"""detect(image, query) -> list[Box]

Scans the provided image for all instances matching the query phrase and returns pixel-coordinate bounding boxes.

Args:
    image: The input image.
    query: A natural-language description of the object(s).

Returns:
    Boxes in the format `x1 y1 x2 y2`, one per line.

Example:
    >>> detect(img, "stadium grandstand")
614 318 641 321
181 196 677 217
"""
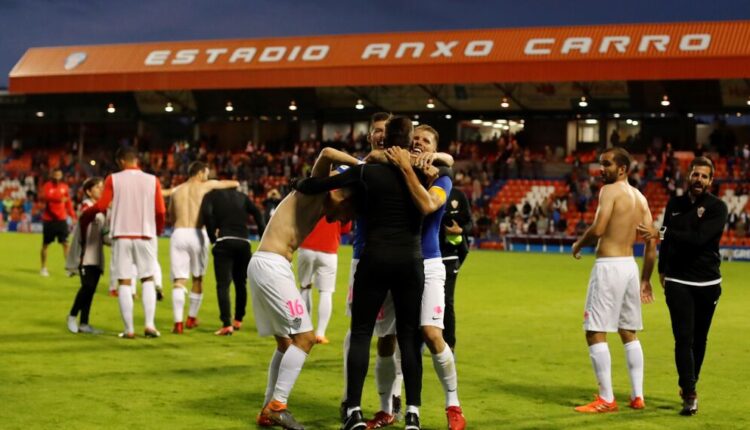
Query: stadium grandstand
2 20 749 259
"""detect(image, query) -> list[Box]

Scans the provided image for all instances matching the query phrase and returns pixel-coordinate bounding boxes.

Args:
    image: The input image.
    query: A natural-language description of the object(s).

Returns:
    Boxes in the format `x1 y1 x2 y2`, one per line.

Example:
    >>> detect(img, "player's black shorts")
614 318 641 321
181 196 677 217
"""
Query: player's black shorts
43 220 69 245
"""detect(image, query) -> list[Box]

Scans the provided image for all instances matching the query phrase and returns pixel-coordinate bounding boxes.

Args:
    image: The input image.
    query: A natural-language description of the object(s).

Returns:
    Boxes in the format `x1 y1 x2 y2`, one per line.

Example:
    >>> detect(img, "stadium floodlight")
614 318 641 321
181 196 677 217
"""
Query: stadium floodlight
288 100 297 111
746 97 750 106
482 121 493 127
426 98 435 109
164 102 174 113
471 119 482 124
632 120 640 126
660 95 670 107
445 114 452 119
106 103 116 114
585 119 598 125
687 112 694 118
492 123 503 129
413 114 420 119
613 113 620 118
412 120 419 125
737 112 742 117
626 119 633 124
502 125 510 130
578 96 588 107
355 99 364 110
500 97 510 109
35 111 45 118
90 160 96 166
225 102 234 112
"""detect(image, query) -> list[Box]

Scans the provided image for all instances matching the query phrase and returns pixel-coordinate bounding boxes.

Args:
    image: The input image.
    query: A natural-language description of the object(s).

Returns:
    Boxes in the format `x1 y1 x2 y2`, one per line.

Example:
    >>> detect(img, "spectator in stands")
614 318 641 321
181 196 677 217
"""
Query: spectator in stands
537 213 550 235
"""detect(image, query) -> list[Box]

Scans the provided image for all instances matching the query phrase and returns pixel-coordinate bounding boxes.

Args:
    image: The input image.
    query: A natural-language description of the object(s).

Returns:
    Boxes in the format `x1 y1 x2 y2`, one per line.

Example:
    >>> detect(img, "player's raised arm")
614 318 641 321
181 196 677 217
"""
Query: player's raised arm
310 147 361 178
385 146 447 216
205 179 240 191
295 164 363 194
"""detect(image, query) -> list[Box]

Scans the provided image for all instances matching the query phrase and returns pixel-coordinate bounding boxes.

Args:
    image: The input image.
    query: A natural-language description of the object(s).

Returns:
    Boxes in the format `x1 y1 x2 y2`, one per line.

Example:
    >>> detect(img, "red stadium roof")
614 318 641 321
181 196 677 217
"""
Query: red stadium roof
8 20 750 94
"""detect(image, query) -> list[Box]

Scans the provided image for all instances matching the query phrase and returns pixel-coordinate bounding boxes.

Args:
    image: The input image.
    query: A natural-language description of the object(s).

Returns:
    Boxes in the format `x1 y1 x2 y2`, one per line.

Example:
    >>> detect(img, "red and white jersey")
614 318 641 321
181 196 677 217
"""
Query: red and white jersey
300 218 352 254
86 167 166 239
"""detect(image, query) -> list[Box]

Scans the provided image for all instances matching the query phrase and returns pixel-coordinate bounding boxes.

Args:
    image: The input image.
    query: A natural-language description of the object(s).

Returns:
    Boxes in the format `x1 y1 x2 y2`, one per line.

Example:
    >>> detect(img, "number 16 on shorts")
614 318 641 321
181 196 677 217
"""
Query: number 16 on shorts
286 299 305 330
287 299 305 317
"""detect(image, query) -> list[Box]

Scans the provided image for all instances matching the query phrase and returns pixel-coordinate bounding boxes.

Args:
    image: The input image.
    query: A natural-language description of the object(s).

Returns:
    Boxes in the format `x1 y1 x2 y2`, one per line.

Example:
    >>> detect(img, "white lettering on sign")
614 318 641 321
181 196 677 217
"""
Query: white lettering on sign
395 42 425 59
145 50 170 65
524 34 711 56
144 45 330 66
465 40 493 56
599 36 630 53
561 37 592 54
524 38 555 55
679 34 711 51
430 41 458 57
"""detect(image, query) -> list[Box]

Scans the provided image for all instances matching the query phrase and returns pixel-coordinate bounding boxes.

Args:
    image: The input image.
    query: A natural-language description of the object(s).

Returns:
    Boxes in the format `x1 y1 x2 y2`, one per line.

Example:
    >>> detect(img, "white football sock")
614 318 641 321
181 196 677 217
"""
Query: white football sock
406 405 419 416
172 286 187 322
142 280 157 329
346 406 362 417
188 292 203 318
273 345 308 404
263 349 284 406
392 346 403 399
589 342 614 402
375 354 397 414
342 329 351 402
300 287 312 313
315 291 333 337
118 285 134 334
432 345 460 407
153 262 163 288
624 340 644 399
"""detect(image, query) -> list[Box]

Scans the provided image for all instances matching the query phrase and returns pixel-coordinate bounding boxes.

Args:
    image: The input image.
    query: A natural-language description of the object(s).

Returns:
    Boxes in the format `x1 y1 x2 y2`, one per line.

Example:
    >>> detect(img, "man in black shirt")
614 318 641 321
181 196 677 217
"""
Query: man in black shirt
200 188 266 335
295 117 426 430
638 156 728 416
439 187 472 351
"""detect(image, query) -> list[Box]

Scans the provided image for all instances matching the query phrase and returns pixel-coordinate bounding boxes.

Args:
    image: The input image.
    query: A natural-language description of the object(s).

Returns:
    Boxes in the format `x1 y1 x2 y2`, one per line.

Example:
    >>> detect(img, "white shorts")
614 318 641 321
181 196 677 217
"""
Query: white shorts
374 290 398 337
248 251 313 338
170 228 209 280
297 247 338 293
374 258 446 336
345 258 359 317
583 257 642 332
420 258 447 329
111 238 157 280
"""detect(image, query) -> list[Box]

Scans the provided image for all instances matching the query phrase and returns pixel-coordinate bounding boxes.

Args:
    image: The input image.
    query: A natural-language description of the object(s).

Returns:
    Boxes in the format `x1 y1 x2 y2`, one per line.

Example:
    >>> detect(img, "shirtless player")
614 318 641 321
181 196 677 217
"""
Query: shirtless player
571 147 656 413
252 147 358 430
168 161 239 334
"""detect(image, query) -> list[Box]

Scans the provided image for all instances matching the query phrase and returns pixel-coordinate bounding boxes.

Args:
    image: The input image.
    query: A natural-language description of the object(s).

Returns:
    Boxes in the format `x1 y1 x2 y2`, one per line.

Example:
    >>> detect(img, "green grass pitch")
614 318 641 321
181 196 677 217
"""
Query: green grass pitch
0 233 748 429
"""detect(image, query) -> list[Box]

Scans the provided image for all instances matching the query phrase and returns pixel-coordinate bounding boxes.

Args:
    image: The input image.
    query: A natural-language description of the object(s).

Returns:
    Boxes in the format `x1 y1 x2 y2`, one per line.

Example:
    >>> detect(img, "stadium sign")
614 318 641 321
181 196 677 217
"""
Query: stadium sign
10 21 750 94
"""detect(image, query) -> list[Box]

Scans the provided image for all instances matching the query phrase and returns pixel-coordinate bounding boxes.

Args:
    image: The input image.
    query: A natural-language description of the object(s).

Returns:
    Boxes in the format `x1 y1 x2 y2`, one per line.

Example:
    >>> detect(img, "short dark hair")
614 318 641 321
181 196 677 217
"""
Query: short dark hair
370 112 391 129
115 146 138 163
188 161 208 177
383 116 413 149
690 156 715 178
83 177 103 195
603 147 632 173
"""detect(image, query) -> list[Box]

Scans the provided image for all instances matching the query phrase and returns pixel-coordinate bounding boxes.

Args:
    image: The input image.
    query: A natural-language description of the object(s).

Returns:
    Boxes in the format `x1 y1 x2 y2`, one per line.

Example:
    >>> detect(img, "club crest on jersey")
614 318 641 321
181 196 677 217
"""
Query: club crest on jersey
451 199 459 209
292 317 302 330
697 207 705 218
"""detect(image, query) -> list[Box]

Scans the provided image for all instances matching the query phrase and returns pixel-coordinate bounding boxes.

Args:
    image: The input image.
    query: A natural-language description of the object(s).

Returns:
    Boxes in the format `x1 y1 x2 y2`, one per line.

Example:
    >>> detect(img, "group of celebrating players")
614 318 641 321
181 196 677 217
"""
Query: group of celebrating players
48 110 726 429
54 113 470 430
